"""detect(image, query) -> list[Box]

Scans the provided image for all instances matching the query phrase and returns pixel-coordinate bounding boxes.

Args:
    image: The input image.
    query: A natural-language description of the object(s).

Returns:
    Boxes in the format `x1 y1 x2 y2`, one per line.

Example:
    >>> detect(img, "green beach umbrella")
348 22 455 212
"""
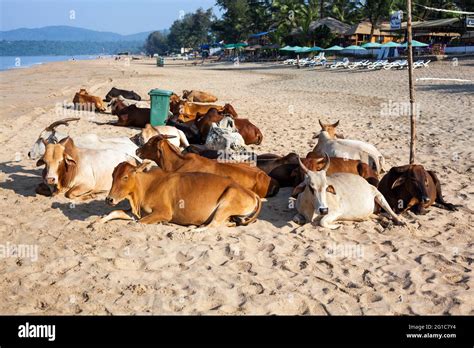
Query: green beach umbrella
343 45 367 51
381 41 402 48
279 45 296 51
324 45 344 51
294 46 312 53
309 46 323 52
361 42 382 48
401 40 428 48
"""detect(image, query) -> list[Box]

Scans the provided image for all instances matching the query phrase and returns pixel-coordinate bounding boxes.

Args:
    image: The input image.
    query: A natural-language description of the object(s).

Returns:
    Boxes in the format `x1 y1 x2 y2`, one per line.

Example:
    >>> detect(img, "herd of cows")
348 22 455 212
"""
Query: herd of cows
28 87 458 229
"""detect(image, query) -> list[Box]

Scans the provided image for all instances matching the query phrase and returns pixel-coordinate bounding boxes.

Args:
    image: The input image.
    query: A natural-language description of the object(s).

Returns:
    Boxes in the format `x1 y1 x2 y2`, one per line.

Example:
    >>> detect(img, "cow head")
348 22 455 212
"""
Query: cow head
94 98 107 112
298 154 336 216
292 156 332 188
223 104 238 118
130 90 141 101
136 135 177 163
390 164 431 205
318 120 340 139
36 137 78 188
28 118 79 160
106 161 152 206
182 90 190 99
137 124 159 146
169 94 182 116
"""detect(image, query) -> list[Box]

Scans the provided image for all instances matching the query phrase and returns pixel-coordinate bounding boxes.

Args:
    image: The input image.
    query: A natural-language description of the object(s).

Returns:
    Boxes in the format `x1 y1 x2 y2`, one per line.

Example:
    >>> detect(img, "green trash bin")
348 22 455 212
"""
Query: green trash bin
156 56 164 67
148 89 173 126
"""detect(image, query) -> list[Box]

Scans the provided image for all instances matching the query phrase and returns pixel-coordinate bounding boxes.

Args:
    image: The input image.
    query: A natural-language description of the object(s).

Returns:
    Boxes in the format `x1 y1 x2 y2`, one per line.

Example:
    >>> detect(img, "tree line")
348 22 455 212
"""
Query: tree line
145 0 472 55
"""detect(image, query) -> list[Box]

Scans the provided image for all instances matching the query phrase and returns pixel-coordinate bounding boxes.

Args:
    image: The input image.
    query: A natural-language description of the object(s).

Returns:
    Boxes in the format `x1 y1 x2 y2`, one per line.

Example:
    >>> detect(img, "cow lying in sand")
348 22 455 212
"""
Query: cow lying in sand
108 96 149 115
104 87 141 102
313 120 385 174
182 90 218 103
36 137 135 199
378 164 458 214
136 136 279 198
73 89 106 112
99 161 261 227
131 123 190 149
293 154 404 229
195 108 263 145
28 118 139 160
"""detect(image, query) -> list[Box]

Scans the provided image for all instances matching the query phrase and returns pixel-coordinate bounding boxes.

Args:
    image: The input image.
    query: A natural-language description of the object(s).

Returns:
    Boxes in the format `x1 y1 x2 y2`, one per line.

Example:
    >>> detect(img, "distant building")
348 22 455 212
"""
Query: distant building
345 21 397 45
309 17 351 37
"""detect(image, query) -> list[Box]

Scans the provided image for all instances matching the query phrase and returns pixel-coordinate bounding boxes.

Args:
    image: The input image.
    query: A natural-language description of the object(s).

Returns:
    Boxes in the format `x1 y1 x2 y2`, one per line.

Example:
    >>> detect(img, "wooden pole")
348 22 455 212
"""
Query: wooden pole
407 0 416 164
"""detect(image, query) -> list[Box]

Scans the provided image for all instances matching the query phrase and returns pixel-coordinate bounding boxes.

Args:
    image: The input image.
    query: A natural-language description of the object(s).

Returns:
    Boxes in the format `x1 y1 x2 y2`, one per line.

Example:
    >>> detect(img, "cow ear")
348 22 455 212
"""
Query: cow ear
326 185 336 194
64 153 76 166
136 160 153 173
391 176 406 189
291 182 306 198
36 159 45 167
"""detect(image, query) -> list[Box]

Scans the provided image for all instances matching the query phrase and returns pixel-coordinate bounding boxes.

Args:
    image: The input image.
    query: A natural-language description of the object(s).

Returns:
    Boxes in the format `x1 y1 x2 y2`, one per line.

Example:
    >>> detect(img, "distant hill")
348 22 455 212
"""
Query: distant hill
0 25 166 42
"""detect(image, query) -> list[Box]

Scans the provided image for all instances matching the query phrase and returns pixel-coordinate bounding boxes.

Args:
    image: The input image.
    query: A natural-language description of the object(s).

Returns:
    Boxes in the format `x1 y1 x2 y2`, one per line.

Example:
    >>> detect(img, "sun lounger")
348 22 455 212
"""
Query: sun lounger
366 60 388 70
330 58 350 69
383 60 408 70
347 60 370 70
413 59 431 68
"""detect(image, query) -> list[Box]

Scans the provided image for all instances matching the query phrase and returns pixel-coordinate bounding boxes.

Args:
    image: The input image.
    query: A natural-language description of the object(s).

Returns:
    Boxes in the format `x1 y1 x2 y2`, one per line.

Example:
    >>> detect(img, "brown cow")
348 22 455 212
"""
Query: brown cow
113 104 150 128
136 136 279 198
171 100 238 123
101 161 261 227
182 90 218 103
195 108 262 145
73 89 106 112
256 153 300 187
377 164 458 214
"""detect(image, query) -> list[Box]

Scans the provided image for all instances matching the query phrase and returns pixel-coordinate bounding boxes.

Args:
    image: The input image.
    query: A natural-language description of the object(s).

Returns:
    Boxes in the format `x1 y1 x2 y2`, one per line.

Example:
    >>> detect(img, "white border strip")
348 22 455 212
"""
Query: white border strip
416 77 473 83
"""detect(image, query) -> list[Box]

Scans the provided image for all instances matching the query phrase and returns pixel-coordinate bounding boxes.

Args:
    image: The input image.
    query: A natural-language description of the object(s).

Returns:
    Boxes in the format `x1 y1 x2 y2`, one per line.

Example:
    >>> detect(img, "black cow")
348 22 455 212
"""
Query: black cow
104 87 141 102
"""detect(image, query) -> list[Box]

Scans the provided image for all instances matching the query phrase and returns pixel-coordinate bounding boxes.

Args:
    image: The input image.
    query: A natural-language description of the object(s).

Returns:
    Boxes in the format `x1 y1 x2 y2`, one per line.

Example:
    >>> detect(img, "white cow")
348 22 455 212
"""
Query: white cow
134 124 190 149
37 137 136 199
108 96 150 112
313 120 385 174
28 118 140 161
294 155 404 229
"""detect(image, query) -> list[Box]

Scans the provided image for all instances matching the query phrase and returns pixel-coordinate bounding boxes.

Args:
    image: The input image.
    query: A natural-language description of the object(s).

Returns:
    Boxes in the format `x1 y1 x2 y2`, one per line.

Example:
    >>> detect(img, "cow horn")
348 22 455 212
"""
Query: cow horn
298 158 309 174
318 119 324 128
322 153 331 171
45 118 80 131
332 120 340 127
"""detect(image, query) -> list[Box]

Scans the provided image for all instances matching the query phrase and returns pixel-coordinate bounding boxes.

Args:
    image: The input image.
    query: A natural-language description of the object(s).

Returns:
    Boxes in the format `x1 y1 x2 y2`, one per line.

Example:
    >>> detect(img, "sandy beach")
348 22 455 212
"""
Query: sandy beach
0 57 472 315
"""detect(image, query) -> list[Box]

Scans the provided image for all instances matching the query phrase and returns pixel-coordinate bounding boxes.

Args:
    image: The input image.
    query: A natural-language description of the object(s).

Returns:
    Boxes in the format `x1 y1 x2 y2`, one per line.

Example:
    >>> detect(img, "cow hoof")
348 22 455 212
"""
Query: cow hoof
395 219 406 227
412 205 428 215
293 214 306 225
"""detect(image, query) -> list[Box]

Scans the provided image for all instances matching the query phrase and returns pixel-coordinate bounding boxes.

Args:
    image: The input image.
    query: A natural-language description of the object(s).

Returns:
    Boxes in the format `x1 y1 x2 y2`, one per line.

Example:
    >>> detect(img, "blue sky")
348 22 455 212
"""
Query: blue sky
0 0 221 34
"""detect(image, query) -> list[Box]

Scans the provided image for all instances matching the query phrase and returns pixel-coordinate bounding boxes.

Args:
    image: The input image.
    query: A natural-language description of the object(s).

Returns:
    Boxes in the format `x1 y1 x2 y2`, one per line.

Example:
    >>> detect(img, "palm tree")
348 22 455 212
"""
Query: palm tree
360 0 394 41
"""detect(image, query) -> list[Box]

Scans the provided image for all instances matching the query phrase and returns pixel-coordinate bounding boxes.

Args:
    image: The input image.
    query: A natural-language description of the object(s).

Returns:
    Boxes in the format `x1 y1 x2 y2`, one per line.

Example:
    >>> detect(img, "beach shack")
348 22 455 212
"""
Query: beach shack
345 21 398 45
